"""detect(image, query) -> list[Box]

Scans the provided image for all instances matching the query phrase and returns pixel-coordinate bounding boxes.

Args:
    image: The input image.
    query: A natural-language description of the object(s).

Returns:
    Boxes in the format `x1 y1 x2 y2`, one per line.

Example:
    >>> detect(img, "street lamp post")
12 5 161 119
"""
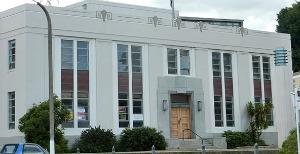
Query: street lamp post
34 2 55 154
291 85 300 154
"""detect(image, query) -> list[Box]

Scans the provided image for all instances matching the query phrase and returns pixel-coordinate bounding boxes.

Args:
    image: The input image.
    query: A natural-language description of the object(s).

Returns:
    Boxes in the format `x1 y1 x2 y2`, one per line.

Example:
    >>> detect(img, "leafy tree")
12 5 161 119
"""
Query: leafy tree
280 128 298 154
246 98 272 144
18 96 70 152
71 126 117 153
277 2 300 72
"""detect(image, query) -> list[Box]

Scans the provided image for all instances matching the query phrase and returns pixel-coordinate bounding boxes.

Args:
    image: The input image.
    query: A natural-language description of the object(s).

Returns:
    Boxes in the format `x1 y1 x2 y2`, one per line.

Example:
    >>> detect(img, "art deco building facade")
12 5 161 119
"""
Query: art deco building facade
0 0 294 148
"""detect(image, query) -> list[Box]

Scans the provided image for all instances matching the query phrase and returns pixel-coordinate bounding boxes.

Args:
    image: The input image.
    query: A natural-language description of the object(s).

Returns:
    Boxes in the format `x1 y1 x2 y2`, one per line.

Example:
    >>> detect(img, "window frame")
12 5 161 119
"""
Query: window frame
251 55 274 126
8 91 15 130
8 39 16 70
60 39 90 129
117 43 144 128
212 51 235 128
166 47 193 76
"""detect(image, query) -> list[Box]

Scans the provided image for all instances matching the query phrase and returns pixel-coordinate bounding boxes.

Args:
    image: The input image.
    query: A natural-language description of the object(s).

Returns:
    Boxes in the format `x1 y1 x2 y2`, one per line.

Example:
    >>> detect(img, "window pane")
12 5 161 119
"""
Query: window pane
263 57 269 62
133 107 142 114
118 44 128 72
180 49 190 75
9 40 16 69
23 145 43 153
119 93 128 99
2 145 18 153
212 52 220 59
214 100 223 127
61 99 74 128
168 69 177 74
252 56 259 61
119 100 128 106
167 48 177 74
226 101 234 127
119 121 129 128
78 99 89 128
212 52 221 77
8 92 15 130
62 40 73 48
131 45 142 73
77 41 89 48
77 42 89 70
61 40 74 69
133 121 143 127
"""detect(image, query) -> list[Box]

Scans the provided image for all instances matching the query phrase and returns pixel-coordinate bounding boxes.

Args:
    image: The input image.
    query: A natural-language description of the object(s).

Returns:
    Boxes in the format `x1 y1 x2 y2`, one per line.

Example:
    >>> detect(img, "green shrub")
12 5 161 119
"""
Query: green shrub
280 128 297 154
118 127 167 152
71 126 117 153
222 130 253 149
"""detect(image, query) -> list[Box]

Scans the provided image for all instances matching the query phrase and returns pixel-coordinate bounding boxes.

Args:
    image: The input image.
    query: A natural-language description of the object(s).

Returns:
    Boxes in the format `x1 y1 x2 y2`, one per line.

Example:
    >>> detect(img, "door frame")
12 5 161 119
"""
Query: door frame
169 92 195 139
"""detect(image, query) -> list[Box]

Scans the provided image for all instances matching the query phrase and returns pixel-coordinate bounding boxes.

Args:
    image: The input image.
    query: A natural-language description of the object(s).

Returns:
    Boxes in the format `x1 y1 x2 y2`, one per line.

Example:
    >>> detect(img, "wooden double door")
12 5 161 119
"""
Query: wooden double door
171 107 191 139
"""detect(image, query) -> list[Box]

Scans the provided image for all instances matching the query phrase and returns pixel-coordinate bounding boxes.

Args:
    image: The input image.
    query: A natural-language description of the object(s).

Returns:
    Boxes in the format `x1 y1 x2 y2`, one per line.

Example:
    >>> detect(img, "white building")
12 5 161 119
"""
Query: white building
0 0 295 148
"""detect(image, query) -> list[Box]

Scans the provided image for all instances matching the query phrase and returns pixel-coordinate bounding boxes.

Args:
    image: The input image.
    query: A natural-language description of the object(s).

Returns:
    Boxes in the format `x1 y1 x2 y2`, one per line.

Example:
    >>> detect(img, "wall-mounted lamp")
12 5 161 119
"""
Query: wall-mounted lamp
163 100 168 111
198 101 202 111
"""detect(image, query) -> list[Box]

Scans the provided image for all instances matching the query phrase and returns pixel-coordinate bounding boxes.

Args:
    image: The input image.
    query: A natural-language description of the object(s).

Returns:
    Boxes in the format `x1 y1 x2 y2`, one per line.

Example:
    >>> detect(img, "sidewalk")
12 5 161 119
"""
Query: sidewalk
94 147 279 154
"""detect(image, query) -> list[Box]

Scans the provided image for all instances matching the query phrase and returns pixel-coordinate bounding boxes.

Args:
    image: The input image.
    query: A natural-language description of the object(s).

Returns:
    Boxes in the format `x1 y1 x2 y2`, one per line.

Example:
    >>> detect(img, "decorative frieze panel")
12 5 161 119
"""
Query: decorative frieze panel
96 10 112 22
148 16 162 27
194 21 207 32
173 18 185 29
236 27 248 36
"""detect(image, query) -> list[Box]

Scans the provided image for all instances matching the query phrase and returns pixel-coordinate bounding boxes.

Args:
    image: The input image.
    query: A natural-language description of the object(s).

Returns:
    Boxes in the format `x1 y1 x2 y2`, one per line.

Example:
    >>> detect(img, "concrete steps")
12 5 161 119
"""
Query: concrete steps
167 139 219 150
179 139 214 150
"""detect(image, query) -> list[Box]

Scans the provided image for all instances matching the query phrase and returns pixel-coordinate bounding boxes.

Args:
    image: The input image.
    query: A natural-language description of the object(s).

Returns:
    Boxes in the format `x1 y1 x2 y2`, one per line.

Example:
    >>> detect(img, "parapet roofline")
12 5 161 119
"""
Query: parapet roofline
65 0 176 12
180 16 243 24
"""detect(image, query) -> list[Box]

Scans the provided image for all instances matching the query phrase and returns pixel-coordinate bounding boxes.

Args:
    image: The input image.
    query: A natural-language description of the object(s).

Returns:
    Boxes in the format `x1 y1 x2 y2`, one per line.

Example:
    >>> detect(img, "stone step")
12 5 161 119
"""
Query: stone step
166 138 221 150
178 139 214 150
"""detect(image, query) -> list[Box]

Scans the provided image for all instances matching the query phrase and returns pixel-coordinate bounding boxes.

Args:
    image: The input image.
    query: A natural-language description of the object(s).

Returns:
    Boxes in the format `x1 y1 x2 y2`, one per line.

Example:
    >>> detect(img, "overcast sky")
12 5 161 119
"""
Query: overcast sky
0 0 297 32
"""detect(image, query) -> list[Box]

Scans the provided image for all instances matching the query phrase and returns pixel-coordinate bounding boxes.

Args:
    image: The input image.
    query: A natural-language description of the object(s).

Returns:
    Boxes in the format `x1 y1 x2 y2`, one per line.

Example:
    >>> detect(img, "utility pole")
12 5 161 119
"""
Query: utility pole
33 1 55 154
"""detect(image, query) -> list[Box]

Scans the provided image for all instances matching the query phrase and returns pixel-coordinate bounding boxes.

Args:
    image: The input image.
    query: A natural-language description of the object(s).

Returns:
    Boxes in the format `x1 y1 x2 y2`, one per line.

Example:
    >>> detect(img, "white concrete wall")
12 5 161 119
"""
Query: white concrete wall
0 31 29 138
148 45 164 128
96 40 115 130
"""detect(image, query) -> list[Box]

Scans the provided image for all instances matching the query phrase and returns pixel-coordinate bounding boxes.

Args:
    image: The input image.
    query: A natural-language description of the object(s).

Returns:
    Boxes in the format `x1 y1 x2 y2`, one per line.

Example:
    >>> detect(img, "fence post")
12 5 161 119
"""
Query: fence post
112 146 115 154
76 148 80 154
152 145 156 154
254 143 259 154
202 144 205 154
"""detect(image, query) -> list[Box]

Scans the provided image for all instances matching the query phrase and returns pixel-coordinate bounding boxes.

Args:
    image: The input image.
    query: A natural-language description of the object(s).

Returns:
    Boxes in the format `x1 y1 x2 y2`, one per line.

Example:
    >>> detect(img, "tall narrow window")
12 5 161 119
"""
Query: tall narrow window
212 52 234 127
263 56 273 126
61 39 90 128
252 55 273 126
118 44 143 128
131 45 143 127
252 56 262 103
212 52 223 127
9 40 16 70
224 53 234 127
8 92 15 129
180 49 190 75
167 48 190 75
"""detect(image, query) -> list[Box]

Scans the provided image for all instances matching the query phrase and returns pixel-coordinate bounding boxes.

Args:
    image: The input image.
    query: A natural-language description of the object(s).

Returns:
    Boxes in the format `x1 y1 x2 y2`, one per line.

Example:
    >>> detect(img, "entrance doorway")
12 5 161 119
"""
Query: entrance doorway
170 94 192 139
